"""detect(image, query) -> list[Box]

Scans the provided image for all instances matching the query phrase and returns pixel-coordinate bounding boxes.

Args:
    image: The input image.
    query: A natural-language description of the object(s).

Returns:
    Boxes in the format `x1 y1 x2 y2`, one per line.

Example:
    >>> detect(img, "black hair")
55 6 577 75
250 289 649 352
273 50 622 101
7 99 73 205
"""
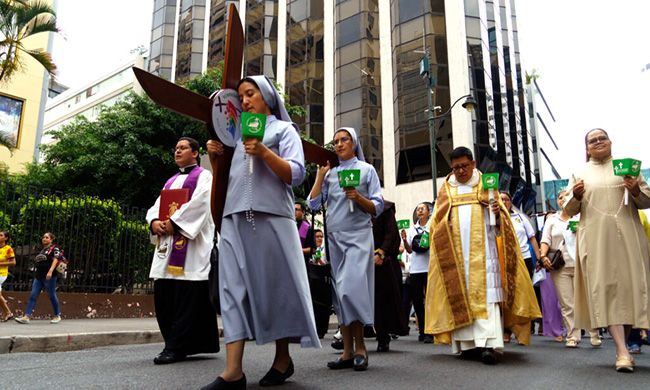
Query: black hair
584 128 609 162
178 137 200 164
0 230 9 242
499 191 512 201
314 229 323 235
449 146 473 162
237 77 260 91
44 232 56 242
294 201 305 212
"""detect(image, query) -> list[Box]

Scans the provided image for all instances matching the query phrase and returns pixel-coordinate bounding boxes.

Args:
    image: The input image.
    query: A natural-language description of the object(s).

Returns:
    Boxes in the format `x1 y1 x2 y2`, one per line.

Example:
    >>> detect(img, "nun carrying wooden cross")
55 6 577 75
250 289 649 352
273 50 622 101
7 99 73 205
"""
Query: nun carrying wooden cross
204 75 320 390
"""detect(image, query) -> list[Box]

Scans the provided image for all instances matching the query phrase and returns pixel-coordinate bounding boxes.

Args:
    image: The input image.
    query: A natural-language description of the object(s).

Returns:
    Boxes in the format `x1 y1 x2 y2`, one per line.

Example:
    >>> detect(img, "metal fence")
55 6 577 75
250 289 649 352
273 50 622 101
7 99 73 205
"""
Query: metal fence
0 180 154 294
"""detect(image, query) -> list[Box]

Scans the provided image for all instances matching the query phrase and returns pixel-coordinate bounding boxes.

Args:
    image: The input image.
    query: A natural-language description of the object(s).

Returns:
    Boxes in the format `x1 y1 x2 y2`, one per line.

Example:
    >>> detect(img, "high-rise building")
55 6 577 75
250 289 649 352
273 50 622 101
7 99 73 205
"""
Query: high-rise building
147 0 538 219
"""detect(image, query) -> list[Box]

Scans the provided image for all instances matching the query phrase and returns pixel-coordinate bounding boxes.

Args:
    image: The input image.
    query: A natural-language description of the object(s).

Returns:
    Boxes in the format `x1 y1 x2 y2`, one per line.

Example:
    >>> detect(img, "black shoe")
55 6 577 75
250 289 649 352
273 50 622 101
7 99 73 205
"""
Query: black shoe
353 354 369 371
201 374 246 390
331 339 344 350
391 334 399 340
418 334 425 342
459 348 481 360
377 342 389 352
481 349 497 365
423 335 434 344
259 360 294 386
327 356 354 370
153 349 186 365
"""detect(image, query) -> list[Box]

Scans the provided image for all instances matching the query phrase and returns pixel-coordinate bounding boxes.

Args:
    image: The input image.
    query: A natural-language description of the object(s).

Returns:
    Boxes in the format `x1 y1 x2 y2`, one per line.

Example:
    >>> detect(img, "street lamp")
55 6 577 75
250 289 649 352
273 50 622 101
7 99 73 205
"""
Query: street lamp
419 54 476 200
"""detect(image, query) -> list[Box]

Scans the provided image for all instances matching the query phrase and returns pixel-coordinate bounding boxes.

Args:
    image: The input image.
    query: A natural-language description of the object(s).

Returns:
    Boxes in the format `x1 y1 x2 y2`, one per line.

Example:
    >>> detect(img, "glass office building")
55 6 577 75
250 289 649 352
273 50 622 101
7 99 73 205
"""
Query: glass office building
148 0 538 215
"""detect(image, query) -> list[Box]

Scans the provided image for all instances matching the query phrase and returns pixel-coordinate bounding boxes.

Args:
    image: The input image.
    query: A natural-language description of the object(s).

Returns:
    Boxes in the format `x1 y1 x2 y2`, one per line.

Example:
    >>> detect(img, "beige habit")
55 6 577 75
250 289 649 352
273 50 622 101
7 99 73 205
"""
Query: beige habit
565 156 650 329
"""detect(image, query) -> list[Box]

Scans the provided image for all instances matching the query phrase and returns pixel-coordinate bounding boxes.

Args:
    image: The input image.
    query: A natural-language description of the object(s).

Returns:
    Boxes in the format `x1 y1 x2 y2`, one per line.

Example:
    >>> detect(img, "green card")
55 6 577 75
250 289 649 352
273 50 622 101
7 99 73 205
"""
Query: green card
420 231 430 248
397 219 410 230
337 169 361 188
241 112 266 141
569 220 578 232
481 173 499 189
613 158 641 177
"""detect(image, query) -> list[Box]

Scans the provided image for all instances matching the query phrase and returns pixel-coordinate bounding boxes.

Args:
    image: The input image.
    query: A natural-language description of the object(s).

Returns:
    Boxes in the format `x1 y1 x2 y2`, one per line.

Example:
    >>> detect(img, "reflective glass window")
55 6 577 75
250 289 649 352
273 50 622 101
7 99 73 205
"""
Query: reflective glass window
399 0 423 22
338 14 360 47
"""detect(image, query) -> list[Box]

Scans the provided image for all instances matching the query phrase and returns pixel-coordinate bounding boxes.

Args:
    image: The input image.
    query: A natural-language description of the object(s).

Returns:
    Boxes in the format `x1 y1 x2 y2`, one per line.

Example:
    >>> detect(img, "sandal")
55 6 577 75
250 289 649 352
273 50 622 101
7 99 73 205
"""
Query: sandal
554 336 564 342
1 314 14 322
615 355 635 372
503 333 511 343
565 339 578 348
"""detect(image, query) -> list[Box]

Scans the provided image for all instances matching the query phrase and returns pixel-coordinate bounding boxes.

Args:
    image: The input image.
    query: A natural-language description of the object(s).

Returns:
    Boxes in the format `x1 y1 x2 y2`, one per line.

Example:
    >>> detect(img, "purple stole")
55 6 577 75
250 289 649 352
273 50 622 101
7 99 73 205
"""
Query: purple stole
163 166 204 276
298 220 310 247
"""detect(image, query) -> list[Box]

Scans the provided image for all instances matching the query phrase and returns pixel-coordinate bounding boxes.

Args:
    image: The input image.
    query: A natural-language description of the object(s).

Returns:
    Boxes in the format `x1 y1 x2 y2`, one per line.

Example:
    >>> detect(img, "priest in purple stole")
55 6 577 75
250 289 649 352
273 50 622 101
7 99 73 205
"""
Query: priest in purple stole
146 137 219 364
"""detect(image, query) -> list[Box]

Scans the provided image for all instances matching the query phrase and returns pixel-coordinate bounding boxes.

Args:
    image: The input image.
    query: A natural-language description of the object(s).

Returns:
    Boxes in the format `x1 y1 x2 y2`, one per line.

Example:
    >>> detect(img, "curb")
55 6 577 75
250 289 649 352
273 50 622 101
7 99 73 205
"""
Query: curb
1 318 338 354
0 331 164 354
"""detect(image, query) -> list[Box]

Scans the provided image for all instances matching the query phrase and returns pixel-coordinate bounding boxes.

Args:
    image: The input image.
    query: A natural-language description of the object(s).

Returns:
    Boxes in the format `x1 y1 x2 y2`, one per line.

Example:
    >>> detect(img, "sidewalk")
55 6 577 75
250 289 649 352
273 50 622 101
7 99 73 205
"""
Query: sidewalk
0 316 339 354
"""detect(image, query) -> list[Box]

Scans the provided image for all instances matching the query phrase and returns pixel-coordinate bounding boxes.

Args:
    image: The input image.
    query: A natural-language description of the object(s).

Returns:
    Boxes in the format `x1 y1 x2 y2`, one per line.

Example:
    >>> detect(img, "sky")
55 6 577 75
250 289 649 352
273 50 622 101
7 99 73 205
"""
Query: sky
515 1 650 177
51 0 152 89
50 1 650 181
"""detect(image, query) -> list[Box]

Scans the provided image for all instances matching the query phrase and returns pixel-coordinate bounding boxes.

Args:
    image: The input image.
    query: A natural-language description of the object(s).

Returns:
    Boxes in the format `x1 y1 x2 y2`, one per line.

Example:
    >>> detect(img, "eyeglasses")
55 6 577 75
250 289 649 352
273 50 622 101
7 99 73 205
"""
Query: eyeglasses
501 197 511 203
333 137 351 146
294 208 303 212
587 135 608 145
451 162 473 172
416 207 429 212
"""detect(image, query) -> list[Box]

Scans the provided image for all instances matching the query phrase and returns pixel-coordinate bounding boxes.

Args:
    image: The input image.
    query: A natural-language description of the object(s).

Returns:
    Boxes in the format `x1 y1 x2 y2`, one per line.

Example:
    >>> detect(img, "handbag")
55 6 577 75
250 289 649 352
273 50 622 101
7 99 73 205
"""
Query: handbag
411 227 429 253
547 242 565 270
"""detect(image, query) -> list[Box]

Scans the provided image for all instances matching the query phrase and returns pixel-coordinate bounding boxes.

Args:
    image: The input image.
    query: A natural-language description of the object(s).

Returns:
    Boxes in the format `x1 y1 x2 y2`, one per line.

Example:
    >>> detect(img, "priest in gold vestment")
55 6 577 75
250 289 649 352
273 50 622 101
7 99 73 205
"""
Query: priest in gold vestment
424 147 540 364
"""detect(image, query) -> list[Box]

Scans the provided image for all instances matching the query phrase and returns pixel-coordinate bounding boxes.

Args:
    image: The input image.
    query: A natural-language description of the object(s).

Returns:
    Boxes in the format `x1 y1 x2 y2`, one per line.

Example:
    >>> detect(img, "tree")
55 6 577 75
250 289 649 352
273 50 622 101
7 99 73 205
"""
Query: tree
13 66 309 209
0 0 59 84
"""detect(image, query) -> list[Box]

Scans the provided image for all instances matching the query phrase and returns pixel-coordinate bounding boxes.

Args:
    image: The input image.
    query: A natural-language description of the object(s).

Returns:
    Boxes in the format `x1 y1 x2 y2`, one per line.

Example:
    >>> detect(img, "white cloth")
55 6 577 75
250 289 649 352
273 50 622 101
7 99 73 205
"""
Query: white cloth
510 212 535 259
451 303 504 353
406 218 431 274
310 244 327 264
146 169 214 281
455 179 504 304
541 212 574 268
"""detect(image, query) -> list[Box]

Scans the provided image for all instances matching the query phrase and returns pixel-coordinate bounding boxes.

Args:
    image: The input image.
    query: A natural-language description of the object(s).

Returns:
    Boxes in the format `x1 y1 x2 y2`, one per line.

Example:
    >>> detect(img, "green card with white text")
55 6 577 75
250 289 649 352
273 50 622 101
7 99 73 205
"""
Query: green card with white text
337 169 361 188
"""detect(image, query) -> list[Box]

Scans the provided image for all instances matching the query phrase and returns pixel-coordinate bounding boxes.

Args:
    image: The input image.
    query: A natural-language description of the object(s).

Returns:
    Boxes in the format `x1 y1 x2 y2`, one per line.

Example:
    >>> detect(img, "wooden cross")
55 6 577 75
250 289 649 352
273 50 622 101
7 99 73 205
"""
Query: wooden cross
133 4 337 231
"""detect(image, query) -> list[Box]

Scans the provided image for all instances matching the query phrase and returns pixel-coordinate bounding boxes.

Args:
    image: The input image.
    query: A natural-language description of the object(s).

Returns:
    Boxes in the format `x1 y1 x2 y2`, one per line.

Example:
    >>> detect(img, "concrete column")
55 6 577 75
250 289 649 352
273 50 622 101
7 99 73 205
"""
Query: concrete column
444 0 473 150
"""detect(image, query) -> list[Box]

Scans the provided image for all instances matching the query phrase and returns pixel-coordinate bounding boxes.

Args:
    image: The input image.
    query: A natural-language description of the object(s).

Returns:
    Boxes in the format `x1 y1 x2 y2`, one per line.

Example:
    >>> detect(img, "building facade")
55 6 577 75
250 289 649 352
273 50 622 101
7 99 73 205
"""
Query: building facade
147 0 537 221
0 0 56 173
41 56 147 148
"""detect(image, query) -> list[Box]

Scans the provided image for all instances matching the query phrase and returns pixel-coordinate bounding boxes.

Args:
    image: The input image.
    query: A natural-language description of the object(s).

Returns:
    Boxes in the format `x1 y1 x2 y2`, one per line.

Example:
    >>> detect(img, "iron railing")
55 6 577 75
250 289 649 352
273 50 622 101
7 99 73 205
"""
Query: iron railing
0 180 154 294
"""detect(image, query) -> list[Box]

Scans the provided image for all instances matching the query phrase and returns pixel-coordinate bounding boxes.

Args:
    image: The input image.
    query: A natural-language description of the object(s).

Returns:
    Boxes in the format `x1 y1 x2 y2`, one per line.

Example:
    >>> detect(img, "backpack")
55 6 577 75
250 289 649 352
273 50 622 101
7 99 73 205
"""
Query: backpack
47 246 68 274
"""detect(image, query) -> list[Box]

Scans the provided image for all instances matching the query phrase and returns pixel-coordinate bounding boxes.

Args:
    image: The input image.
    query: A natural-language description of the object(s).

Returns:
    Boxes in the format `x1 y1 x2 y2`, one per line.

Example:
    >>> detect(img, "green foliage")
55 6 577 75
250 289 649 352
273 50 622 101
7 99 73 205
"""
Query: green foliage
0 161 9 180
0 0 59 83
13 64 307 209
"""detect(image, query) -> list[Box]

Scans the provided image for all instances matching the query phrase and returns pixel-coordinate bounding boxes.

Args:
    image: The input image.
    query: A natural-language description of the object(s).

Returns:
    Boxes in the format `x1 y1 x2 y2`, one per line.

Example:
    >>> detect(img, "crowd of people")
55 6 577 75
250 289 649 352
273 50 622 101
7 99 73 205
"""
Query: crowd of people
2 69 647 389
157 100 650 389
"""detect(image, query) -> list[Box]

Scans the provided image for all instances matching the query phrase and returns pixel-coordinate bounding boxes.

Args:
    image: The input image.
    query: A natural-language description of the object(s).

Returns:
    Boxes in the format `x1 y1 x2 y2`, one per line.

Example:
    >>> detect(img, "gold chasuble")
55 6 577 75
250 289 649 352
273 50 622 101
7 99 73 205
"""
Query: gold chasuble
424 172 540 345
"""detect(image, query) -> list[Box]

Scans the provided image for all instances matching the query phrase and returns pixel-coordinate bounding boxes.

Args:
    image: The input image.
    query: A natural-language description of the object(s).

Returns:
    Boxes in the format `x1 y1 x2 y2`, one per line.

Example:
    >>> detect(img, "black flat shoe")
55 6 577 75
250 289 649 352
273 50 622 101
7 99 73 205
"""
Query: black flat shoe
153 349 186 365
481 348 497 365
423 335 434 344
353 354 368 371
327 356 354 370
201 374 246 390
331 339 344 350
259 359 294 386
376 343 389 352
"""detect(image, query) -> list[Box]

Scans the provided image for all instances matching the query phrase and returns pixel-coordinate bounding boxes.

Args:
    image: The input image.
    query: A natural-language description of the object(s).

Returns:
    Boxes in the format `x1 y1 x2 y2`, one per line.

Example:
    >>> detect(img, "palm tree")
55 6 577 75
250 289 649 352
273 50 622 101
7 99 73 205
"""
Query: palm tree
0 0 59 84
0 131 14 155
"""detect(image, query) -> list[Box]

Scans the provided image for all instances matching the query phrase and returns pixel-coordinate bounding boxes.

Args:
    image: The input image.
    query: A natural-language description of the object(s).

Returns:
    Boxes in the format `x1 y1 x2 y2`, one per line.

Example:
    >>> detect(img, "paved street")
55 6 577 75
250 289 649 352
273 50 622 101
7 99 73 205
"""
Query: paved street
0 330 648 389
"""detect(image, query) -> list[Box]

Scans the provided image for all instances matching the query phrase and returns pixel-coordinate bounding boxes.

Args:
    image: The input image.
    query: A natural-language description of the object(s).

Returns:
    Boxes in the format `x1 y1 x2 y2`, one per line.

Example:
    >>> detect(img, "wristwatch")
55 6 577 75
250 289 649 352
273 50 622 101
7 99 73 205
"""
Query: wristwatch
375 250 385 260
